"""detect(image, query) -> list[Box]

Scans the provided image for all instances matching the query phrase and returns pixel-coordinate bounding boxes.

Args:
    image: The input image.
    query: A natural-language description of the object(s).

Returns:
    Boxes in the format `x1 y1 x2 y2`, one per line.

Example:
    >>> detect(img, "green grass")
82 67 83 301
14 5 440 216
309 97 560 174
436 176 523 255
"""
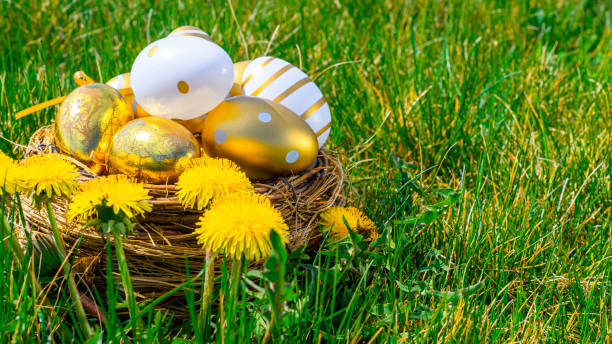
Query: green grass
1 0 611 342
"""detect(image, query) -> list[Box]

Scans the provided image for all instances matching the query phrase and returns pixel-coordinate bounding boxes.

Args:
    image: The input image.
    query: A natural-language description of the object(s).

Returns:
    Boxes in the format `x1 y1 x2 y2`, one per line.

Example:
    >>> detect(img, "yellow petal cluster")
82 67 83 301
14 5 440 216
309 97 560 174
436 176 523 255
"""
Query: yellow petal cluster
195 192 288 261
18 153 79 199
68 175 152 222
176 157 253 210
319 206 379 242
0 152 19 194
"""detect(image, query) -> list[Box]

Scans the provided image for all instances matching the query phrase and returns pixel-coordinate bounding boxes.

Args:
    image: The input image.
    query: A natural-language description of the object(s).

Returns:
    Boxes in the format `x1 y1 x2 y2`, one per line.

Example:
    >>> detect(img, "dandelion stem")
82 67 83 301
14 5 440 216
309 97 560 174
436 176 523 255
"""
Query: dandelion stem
199 249 215 333
229 258 242 309
45 200 94 339
111 227 142 332
228 258 243 340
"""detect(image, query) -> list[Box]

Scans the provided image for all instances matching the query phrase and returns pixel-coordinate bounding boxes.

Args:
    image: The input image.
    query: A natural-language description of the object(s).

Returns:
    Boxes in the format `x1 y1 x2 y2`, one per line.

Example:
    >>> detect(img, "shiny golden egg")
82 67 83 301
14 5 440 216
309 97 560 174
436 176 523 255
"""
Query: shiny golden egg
108 117 201 183
229 60 251 97
201 96 318 180
55 83 134 164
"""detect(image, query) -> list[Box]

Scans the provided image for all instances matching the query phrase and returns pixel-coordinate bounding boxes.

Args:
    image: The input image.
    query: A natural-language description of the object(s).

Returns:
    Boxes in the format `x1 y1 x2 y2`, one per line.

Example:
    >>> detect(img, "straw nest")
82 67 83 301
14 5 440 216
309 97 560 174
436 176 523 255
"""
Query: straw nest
15 125 345 314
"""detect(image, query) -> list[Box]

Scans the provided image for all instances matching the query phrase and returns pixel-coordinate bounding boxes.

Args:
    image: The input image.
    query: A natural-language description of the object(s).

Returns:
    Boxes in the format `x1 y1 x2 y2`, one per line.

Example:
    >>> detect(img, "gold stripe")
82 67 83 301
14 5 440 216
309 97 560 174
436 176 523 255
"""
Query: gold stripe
251 64 293 97
273 77 311 102
122 74 131 88
171 26 202 33
242 74 254 87
178 32 212 41
314 122 332 136
119 88 134 97
300 97 326 121
242 57 276 87
116 74 130 88
261 56 276 68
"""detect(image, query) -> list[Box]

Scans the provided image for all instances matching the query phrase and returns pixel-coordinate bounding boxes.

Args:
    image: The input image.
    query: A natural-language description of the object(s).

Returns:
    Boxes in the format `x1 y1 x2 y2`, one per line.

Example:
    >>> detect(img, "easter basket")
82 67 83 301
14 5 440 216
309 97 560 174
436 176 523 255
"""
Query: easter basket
15 125 345 315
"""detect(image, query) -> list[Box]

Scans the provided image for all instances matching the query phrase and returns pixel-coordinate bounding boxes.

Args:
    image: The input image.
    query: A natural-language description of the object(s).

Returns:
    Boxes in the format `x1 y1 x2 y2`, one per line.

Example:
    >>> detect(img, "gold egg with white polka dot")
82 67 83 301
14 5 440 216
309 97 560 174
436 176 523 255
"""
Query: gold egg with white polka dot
241 56 332 148
201 96 319 180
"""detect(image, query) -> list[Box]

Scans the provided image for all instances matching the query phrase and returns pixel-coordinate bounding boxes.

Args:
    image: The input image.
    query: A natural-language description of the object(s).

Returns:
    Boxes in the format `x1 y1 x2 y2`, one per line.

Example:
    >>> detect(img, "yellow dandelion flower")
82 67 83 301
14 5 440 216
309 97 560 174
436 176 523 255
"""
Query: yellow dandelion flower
320 206 379 242
68 175 152 223
0 152 19 194
176 157 253 210
18 153 79 200
195 192 288 261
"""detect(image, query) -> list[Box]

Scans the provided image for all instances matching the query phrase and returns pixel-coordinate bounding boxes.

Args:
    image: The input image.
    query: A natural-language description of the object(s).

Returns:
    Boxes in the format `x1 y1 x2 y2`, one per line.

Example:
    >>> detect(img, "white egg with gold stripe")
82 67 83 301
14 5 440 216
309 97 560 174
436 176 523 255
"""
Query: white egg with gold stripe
241 56 331 148
168 25 212 41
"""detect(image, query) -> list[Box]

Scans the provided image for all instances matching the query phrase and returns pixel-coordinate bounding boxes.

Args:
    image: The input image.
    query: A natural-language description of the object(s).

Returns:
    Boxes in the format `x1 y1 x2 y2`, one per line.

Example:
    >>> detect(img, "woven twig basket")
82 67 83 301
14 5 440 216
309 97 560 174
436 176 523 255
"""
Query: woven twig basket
15 125 345 314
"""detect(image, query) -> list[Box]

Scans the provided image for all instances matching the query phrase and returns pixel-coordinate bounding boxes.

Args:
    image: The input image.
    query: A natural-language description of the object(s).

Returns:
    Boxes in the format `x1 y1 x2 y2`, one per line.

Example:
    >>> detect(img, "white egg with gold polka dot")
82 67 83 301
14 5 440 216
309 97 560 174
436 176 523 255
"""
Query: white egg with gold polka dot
241 56 331 148
168 25 212 41
130 35 234 120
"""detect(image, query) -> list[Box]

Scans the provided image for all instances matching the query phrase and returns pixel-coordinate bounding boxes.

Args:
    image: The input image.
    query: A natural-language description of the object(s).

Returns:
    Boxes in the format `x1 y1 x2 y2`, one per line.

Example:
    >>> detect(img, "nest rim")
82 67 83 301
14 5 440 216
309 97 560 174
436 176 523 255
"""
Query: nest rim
15 125 346 315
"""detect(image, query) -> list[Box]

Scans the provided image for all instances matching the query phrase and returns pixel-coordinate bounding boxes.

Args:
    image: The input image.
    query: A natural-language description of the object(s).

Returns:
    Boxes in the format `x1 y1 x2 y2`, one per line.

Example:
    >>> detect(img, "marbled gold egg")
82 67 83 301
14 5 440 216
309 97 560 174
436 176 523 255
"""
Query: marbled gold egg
55 83 134 164
201 96 318 180
108 117 201 183
229 60 251 97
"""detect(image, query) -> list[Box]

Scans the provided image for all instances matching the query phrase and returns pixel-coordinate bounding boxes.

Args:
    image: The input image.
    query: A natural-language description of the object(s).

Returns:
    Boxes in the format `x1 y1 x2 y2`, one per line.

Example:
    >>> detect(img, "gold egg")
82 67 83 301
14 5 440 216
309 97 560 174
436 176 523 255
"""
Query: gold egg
55 83 134 163
202 96 318 180
109 117 201 183
229 60 251 97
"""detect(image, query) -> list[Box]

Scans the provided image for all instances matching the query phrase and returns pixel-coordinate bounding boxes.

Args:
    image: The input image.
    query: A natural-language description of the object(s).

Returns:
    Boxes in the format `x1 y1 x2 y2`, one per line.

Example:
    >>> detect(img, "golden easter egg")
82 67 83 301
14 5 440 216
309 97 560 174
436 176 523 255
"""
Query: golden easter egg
109 117 201 183
55 83 134 163
229 60 251 97
241 56 332 148
201 96 318 180
106 73 151 118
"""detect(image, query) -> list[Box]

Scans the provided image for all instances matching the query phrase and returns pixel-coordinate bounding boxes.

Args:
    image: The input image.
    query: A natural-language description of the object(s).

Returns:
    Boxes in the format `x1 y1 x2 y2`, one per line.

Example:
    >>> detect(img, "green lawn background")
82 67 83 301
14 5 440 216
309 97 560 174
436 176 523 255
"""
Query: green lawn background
1 0 611 342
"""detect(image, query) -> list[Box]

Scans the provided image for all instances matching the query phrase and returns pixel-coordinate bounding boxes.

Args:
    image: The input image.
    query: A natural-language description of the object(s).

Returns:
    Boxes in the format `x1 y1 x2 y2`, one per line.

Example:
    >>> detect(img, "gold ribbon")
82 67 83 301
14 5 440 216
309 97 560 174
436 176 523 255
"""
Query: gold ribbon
15 71 133 119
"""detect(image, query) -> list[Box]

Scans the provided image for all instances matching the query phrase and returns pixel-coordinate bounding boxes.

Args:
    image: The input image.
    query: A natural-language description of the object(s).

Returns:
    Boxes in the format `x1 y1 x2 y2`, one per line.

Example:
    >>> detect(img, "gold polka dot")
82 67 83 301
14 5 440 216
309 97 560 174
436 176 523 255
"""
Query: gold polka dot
177 81 190 94
148 46 158 57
